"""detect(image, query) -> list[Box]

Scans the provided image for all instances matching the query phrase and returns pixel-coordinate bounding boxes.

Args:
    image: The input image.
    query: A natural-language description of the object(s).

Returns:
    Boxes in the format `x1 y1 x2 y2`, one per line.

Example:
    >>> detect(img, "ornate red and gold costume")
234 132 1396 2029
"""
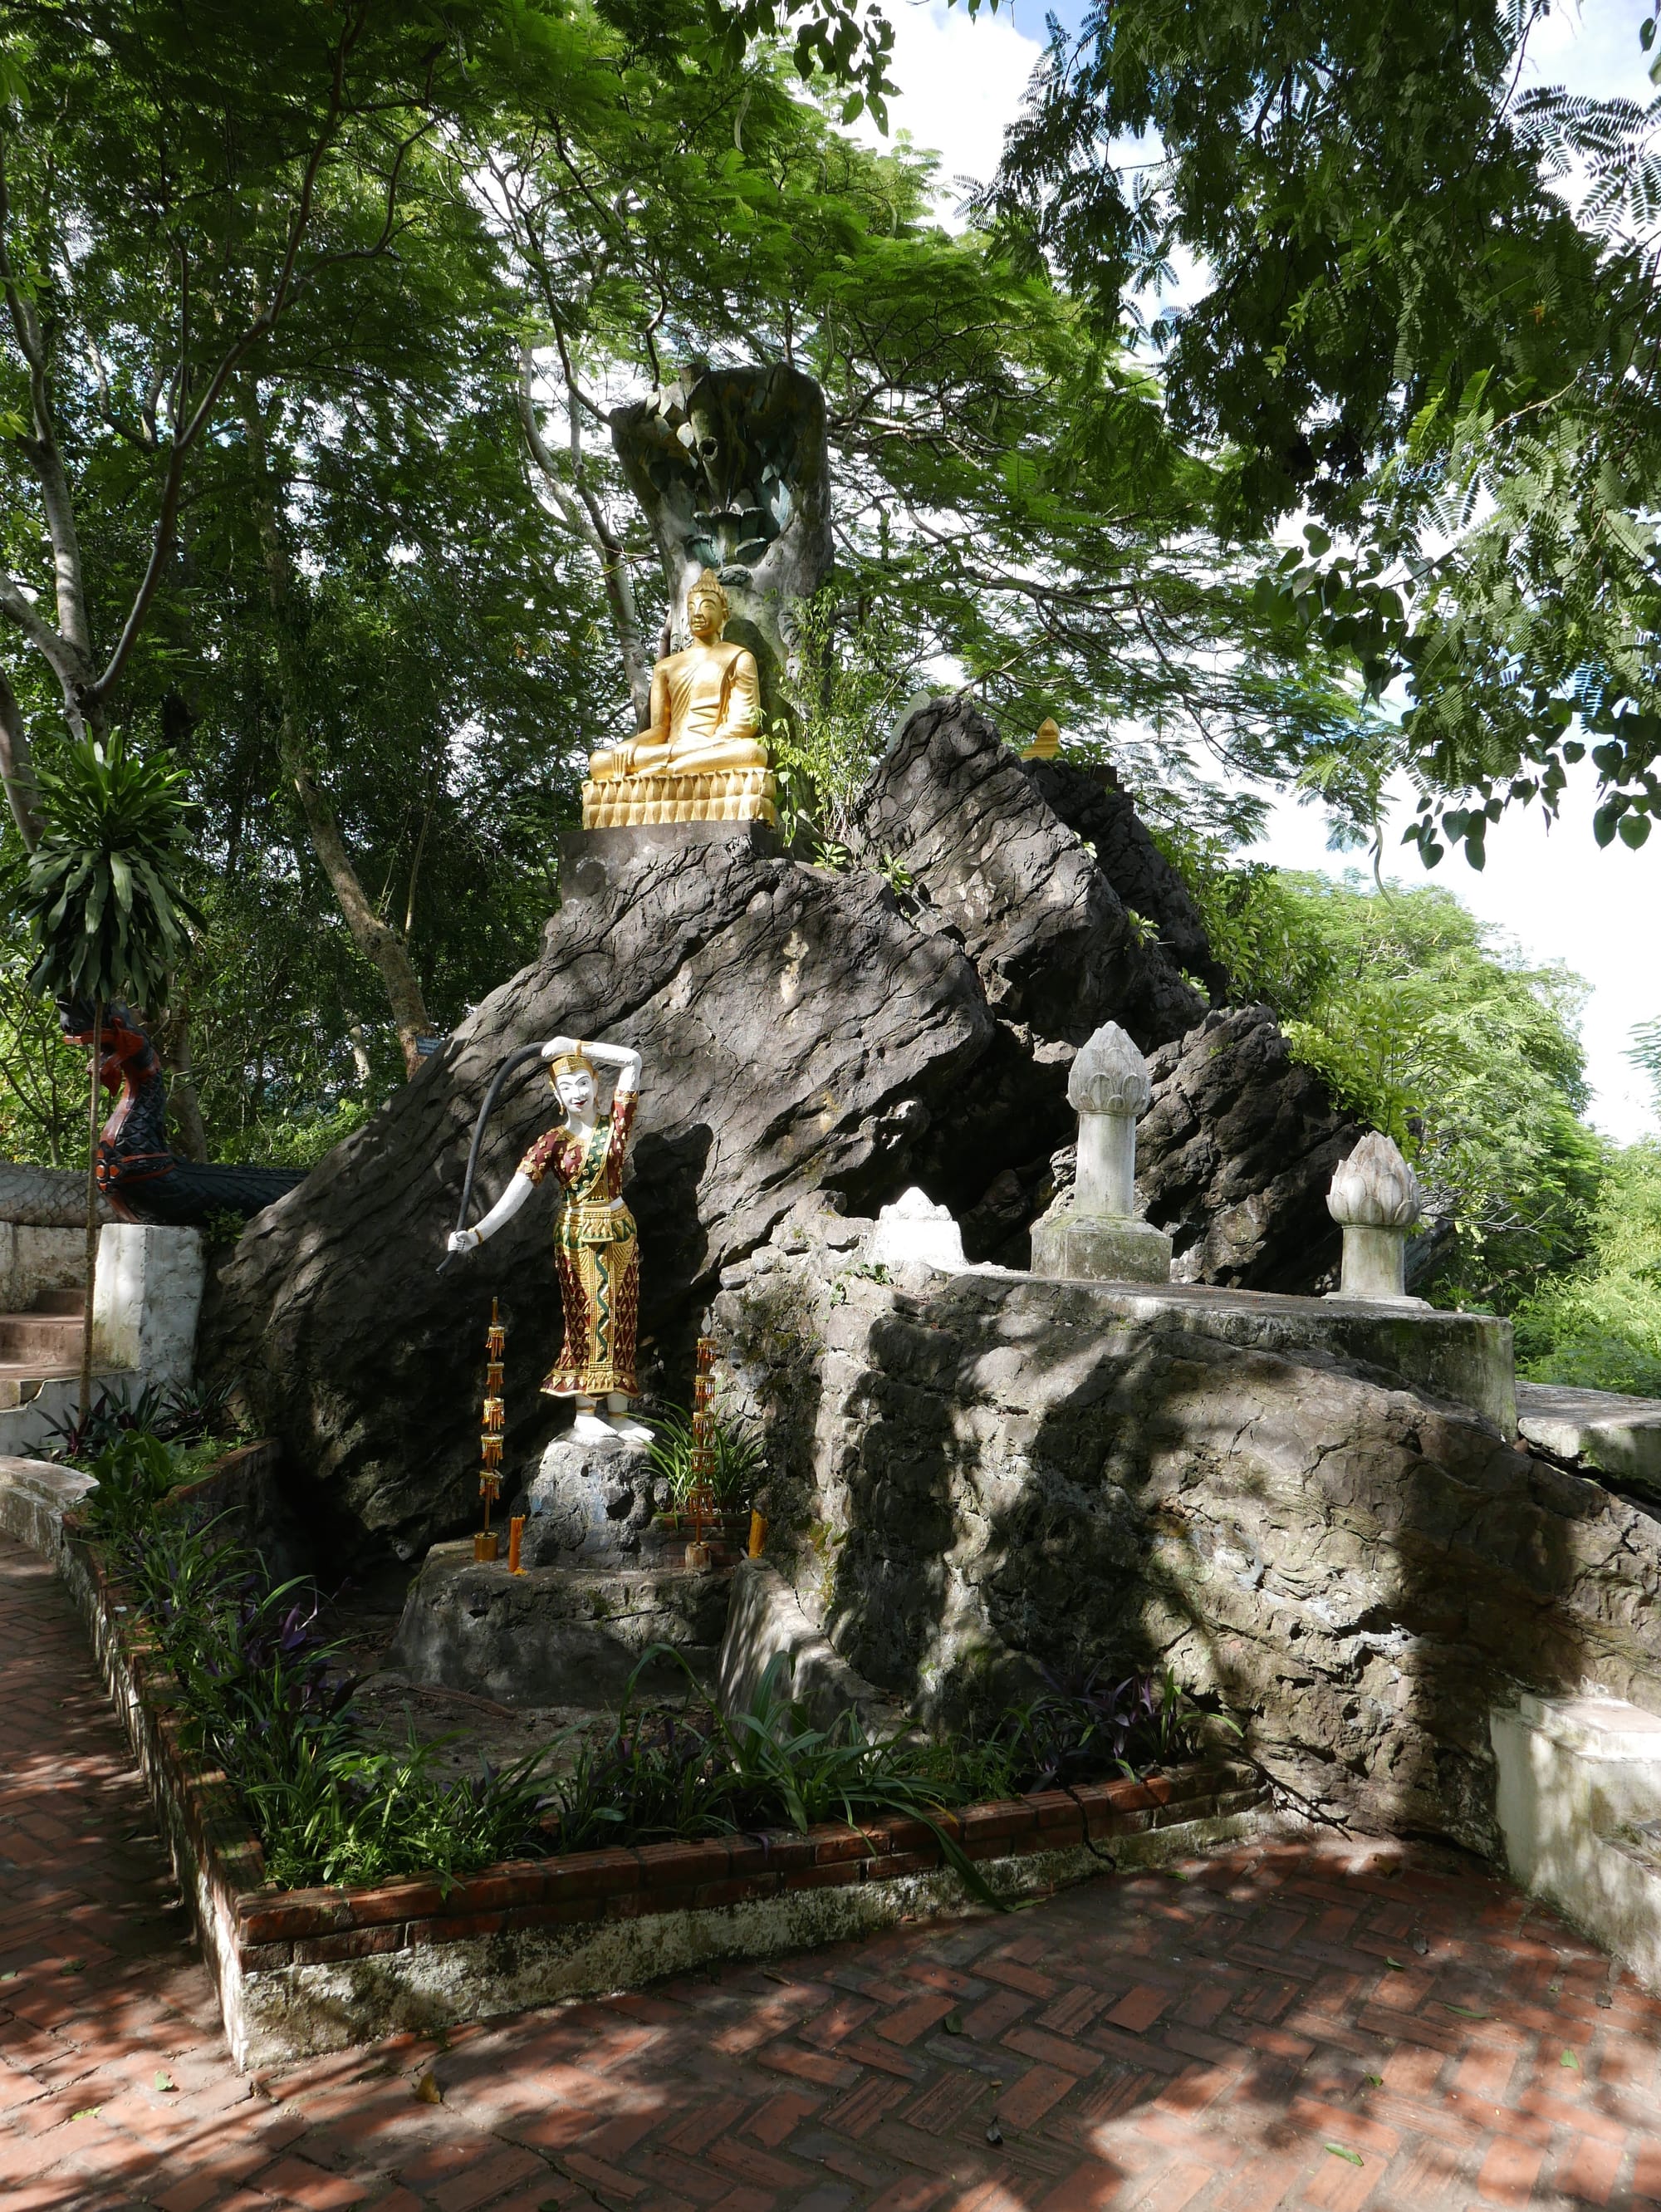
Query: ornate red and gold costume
518 1090 639 1399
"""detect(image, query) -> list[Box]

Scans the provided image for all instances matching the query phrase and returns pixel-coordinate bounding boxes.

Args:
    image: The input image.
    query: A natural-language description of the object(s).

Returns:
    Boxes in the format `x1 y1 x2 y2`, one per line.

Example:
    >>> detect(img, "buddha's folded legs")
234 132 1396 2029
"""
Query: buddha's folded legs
588 739 672 782
588 737 771 783
659 737 770 775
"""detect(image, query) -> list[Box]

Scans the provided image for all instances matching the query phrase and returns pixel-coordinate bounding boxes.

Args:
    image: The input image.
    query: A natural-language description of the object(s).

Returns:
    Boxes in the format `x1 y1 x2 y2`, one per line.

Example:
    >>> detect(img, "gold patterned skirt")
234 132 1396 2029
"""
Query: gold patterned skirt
543 1198 639 1399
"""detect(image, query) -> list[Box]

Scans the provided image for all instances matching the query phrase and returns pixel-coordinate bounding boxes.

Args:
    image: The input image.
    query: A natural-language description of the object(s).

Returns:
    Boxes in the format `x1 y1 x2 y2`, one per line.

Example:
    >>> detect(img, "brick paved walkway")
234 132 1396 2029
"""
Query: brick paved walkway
4 1533 1661 2212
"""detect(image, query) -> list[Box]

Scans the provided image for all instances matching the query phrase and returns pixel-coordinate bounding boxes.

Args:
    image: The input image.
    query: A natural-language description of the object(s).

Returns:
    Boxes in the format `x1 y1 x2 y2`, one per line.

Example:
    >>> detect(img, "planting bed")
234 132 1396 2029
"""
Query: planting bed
0 1453 1273 2071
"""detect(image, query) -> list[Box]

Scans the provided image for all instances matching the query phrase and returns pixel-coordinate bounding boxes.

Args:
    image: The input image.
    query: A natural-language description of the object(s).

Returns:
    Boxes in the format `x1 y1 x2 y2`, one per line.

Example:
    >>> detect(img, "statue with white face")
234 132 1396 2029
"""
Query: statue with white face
446 1036 647 1442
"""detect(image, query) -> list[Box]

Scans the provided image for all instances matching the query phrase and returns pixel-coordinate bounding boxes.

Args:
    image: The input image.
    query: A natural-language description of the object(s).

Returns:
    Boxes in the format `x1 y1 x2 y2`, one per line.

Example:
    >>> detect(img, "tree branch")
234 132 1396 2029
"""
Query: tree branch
0 657 44 847
518 341 652 720
89 4 381 708
0 567 87 691
0 145 95 661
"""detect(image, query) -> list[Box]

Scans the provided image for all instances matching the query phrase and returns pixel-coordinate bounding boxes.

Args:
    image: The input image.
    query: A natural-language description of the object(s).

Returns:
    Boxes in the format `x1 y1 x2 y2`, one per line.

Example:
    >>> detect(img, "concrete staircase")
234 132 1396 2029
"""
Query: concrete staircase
0 1287 85 1412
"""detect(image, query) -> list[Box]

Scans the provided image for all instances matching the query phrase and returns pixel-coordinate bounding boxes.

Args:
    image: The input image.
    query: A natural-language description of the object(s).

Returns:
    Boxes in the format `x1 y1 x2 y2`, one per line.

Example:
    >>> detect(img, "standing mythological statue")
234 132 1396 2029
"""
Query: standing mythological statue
446 1037 649 1442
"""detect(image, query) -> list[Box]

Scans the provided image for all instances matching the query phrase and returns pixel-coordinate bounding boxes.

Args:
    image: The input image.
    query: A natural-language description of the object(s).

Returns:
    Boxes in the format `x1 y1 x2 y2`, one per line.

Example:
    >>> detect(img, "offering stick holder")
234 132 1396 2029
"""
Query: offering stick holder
684 1336 718 1572
475 1299 506 1563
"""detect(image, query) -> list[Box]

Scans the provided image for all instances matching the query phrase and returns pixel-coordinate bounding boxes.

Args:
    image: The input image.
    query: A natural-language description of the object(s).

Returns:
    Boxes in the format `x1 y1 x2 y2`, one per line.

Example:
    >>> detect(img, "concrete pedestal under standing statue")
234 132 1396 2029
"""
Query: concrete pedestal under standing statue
1030 1021 1173 1284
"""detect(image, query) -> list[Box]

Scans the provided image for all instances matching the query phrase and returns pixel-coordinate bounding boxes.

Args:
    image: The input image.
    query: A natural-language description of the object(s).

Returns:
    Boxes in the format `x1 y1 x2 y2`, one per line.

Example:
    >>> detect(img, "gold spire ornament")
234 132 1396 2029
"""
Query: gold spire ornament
1021 717 1061 762
475 1299 506 1562
684 1336 720 1572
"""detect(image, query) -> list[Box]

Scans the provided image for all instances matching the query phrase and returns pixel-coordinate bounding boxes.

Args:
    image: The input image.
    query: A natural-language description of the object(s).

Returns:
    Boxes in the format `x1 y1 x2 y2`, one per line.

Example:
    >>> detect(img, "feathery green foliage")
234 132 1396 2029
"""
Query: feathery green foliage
1162 853 1600 1310
1514 1145 1661 1397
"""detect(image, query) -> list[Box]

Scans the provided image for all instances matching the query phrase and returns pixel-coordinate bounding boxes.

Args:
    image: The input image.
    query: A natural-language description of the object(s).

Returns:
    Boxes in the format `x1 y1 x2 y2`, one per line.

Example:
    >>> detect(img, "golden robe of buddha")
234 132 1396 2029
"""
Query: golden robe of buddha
588 569 768 786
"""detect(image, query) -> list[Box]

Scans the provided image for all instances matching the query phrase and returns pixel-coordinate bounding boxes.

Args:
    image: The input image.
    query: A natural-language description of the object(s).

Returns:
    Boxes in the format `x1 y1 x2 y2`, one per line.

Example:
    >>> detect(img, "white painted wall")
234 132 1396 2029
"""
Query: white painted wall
1492 1692 1661 1994
90 1224 204 1386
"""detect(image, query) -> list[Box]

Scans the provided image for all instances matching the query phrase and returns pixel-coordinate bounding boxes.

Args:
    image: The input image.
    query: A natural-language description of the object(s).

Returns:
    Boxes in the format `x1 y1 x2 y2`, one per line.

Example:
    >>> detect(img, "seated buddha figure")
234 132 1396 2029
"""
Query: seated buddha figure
588 568 768 784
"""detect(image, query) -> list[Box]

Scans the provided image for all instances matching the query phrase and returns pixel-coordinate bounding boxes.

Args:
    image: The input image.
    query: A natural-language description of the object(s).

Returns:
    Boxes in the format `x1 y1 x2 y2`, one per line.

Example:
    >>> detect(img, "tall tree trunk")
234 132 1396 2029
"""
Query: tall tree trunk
79 1001 102 1428
0 663 44 847
156 992 209 1161
237 376 434 1077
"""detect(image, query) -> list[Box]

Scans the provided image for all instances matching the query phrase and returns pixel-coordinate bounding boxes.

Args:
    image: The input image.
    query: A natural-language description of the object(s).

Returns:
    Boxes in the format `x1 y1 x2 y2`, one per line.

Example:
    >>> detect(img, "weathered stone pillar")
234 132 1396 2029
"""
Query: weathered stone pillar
91 1224 205 1383
1325 1133 1428 1307
1030 1023 1173 1284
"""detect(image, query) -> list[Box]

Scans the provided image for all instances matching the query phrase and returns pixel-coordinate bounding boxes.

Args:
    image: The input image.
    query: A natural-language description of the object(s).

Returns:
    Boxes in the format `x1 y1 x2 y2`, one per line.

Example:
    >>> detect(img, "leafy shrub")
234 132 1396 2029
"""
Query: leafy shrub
98 1489 551 1887
545 1650 1237 1905
549 1649 1007 1903
645 1403 764 1508
984 1663 1235 1794
43 1377 243 1466
90 1478 1238 1896
79 1431 183 1542
237 1096 372 1170
1514 1141 1661 1396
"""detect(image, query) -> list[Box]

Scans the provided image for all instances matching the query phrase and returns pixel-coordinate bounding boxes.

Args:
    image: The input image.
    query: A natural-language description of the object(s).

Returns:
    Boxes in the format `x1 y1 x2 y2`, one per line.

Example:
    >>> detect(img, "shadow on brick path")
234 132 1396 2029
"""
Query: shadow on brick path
4 1533 1661 2211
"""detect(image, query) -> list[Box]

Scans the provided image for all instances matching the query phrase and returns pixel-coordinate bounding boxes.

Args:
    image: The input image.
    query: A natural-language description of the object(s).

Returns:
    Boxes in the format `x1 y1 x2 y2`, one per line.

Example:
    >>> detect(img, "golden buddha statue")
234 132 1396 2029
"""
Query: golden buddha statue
583 569 777 830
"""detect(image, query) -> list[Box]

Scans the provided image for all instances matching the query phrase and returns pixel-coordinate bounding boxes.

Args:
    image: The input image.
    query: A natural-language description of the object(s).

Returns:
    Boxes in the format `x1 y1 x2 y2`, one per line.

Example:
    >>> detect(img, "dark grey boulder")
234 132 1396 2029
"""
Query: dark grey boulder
203 825 992 1555
1140 1005 1360 1289
202 706 1364 1553
1022 755 1228 1003
853 699 1207 1052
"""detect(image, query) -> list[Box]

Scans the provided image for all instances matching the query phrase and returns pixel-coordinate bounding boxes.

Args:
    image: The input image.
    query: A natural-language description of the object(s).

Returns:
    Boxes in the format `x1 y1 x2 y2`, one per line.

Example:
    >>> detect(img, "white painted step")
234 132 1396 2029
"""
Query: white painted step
1492 1692 1661 1994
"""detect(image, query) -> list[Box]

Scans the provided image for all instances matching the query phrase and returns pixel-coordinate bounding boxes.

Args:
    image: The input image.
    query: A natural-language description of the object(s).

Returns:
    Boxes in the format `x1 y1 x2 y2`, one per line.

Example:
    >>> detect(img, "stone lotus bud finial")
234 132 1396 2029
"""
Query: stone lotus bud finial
1327 1133 1422 1230
1030 1021 1172 1284
1325 1133 1428 1307
1067 1023 1153 1121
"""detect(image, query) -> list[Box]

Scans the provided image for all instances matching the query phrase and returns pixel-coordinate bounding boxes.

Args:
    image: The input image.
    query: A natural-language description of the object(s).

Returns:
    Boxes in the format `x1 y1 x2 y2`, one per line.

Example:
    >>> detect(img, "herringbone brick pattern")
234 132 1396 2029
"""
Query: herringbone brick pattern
3 1535 1660 2210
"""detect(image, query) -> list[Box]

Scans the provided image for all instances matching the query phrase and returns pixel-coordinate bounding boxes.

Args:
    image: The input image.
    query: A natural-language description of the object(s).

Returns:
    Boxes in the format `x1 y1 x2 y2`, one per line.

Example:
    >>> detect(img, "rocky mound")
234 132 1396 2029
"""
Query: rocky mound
203 700 1361 1553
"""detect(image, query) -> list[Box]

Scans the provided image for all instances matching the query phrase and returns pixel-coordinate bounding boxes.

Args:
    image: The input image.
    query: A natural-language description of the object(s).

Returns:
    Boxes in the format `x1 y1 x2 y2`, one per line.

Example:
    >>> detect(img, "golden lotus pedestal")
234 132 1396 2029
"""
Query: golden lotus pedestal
581 764 777 832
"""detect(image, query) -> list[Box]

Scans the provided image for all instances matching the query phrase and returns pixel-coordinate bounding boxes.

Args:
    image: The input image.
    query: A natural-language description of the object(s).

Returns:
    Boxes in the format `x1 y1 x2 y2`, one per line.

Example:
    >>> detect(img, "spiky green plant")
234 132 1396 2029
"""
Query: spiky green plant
19 733 199 1006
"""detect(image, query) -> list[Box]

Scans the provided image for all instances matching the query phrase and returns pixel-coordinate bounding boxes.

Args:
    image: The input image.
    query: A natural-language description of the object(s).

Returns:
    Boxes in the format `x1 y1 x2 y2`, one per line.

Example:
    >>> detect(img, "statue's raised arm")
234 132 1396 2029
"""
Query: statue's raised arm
446 1036 646 1443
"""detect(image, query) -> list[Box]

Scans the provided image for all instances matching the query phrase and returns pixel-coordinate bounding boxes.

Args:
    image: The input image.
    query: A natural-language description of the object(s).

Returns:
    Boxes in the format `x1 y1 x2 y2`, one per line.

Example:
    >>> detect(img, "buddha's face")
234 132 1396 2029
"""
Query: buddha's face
687 589 724 642
554 1067 596 1120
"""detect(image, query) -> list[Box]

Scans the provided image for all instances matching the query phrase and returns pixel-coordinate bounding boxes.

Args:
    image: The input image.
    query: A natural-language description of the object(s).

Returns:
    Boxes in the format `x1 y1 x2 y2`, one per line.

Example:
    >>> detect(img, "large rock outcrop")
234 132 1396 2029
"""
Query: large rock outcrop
203 700 1362 1552
1023 755 1227 1003
713 1253 1661 1854
854 703 1360 1273
853 701 1207 1052
204 828 992 1552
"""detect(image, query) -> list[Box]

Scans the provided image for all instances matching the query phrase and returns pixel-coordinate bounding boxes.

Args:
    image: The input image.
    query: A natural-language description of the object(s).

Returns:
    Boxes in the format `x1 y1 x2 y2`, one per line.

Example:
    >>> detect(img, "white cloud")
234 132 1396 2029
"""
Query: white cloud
851 0 1048 212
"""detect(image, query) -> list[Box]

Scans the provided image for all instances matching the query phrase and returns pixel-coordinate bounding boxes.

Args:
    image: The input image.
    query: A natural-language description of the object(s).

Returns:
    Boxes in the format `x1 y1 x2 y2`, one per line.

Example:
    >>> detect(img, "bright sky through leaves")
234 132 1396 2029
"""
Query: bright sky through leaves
874 0 1660 1141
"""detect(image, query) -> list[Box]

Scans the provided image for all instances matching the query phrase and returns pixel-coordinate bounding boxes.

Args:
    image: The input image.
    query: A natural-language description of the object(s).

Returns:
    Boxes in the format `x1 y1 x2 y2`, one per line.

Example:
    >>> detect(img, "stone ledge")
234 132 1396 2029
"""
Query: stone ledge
930 1270 1516 1436
0 1454 1275 2069
1516 1381 1661 1497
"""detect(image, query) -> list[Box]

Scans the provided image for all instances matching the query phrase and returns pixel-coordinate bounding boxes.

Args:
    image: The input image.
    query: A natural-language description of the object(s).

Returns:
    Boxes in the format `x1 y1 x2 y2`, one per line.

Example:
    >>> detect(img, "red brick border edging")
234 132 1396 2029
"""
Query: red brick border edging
51 1512 1271 2069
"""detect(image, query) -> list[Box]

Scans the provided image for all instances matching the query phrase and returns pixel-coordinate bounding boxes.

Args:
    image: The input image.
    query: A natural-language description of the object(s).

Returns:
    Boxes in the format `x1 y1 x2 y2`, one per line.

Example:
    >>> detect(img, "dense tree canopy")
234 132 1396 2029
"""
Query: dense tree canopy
0 0 1654 1378
987 0 1661 863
